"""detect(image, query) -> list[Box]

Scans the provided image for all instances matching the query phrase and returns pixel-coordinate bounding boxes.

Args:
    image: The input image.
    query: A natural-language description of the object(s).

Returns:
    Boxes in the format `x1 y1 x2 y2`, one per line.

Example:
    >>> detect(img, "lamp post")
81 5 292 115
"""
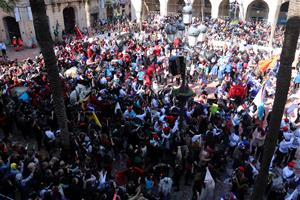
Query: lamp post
167 3 201 137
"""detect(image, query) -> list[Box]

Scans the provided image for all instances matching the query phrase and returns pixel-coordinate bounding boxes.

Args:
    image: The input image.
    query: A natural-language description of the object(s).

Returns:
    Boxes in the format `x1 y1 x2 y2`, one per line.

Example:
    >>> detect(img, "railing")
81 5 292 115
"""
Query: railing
0 194 14 200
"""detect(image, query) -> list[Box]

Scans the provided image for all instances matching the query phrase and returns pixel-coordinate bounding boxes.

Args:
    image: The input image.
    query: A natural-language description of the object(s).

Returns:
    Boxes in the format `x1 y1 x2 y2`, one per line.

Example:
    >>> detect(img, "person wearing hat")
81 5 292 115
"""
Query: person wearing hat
161 126 171 150
245 157 258 186
231 166 249 200
274 134 293 166
267 170 286 200
12 36 17 47
282 162 298 186
123 105 136 120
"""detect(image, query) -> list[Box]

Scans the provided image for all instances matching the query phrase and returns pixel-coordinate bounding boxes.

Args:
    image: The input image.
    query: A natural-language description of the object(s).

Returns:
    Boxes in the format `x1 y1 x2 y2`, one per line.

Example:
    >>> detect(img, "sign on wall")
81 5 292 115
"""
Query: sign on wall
14 7 21 22
27 7 33 21
100 0 105 8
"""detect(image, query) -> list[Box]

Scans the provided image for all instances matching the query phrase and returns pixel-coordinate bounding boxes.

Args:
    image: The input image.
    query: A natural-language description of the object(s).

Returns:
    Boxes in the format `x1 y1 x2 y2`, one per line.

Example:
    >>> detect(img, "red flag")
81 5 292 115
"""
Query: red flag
75 25 83 39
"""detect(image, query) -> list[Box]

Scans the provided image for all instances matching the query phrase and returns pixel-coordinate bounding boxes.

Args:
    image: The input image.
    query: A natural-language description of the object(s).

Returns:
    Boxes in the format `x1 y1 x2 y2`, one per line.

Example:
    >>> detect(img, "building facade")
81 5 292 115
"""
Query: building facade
0 0 290 47
0 0 131 47
135 0 290 24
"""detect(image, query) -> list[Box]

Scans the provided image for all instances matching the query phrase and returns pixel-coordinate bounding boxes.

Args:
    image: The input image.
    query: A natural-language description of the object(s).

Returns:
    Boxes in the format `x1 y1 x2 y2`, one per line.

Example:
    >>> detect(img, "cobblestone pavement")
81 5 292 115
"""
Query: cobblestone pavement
6 46 40 61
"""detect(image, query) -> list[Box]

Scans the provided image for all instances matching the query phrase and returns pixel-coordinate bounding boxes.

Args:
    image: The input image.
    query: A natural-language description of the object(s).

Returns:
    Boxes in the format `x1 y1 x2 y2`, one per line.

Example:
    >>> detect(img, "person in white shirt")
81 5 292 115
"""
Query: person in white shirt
275 138 292 166
158 176 173 199
282 162 298 184
44 129 56 152
289 132 300 162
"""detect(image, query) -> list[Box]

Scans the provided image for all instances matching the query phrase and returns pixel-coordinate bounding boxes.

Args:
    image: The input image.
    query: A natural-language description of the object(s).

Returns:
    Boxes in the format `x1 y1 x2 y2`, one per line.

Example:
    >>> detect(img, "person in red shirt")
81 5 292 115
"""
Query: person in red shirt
15 37 24 51
12 36 17 47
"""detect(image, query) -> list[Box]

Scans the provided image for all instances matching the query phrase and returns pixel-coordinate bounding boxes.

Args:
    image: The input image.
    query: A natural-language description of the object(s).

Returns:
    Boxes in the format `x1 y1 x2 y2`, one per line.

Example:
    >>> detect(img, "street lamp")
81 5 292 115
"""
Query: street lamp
182 4 193 25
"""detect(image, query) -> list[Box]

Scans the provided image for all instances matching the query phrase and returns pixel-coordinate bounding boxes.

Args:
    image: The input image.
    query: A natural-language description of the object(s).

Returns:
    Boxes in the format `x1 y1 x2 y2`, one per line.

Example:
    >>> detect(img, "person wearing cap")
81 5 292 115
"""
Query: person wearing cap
231 166 249 200
267 170 286 200
123 106 136 120
221 192 237 200
282 162 298 186
288 131 300 162
245 157 258 186
274 136 293 166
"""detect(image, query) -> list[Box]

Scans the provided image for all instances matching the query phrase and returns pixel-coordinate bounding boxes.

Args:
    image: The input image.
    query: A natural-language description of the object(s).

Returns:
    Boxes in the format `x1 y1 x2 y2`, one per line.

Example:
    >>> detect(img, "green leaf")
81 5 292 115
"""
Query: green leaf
0 0 18 12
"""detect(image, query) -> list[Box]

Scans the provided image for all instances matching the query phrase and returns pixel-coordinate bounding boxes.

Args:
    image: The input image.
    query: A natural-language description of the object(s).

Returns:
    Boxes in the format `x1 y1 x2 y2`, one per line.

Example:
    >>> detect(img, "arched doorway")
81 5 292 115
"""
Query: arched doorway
63 7 76 34
278 1 289 24
246 0 269 22
167 0 185 15
144 0 160 16
219 0 240 19
193 0 212 19
106 6 114 19
3 16 21 41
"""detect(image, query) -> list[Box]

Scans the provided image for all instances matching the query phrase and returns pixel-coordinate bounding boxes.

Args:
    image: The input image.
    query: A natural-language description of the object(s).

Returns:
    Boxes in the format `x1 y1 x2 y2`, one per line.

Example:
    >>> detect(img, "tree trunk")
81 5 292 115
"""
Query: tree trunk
30 0 70 149
251 1 300 200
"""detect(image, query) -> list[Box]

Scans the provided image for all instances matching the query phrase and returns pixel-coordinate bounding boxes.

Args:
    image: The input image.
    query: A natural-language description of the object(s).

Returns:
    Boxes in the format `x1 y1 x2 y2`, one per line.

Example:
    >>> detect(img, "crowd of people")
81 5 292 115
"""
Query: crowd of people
0 14 300 200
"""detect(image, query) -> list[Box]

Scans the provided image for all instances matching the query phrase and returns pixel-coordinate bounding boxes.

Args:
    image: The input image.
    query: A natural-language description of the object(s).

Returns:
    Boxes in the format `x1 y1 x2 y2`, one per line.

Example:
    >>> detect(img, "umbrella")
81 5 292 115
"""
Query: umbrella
10 87 28 97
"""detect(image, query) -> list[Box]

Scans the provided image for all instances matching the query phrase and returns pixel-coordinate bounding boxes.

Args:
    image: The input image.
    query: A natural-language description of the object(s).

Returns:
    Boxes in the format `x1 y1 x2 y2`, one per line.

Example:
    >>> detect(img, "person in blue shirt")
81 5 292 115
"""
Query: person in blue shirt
218 64 226 84
294 70 300 90
210 64 219 81
225 63 232 74
137 70 145 81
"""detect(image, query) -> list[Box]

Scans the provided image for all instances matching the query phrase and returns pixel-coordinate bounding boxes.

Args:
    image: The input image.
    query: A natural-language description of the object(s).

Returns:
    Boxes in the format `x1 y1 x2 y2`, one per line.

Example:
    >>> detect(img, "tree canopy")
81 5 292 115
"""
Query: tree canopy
0 0 18 12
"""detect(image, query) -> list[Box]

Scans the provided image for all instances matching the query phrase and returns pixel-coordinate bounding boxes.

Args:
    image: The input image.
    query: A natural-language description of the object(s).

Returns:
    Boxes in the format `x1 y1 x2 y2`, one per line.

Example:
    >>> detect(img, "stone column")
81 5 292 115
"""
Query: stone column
239 0 251 21
160 0 168 17
17 6 36 47
267 2 280 24
131 0 142 22
98 0 107 19
85 0 91 27
237 0 244 21
211 0 222 19
268 0 281 47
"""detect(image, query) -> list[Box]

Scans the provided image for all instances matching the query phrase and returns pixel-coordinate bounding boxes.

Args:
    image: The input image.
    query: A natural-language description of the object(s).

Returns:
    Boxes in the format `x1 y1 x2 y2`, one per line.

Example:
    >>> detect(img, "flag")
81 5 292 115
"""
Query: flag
253 82 266 107
75 25 83 40
258 55 279 72
92 112 102 128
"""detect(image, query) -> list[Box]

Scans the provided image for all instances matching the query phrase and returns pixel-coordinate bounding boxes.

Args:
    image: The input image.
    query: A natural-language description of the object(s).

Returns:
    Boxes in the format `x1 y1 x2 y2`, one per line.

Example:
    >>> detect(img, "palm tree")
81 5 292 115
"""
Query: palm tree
251 0 300 199
0 0 70 149
0 0 17 12
29 0 70 149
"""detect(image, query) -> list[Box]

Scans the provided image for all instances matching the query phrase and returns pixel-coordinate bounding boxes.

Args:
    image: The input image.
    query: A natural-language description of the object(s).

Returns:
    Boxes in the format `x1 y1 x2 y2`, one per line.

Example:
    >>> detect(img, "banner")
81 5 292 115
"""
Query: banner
75 25 83 40
258 55 279 72
92 112 102 128
253 82 266 107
